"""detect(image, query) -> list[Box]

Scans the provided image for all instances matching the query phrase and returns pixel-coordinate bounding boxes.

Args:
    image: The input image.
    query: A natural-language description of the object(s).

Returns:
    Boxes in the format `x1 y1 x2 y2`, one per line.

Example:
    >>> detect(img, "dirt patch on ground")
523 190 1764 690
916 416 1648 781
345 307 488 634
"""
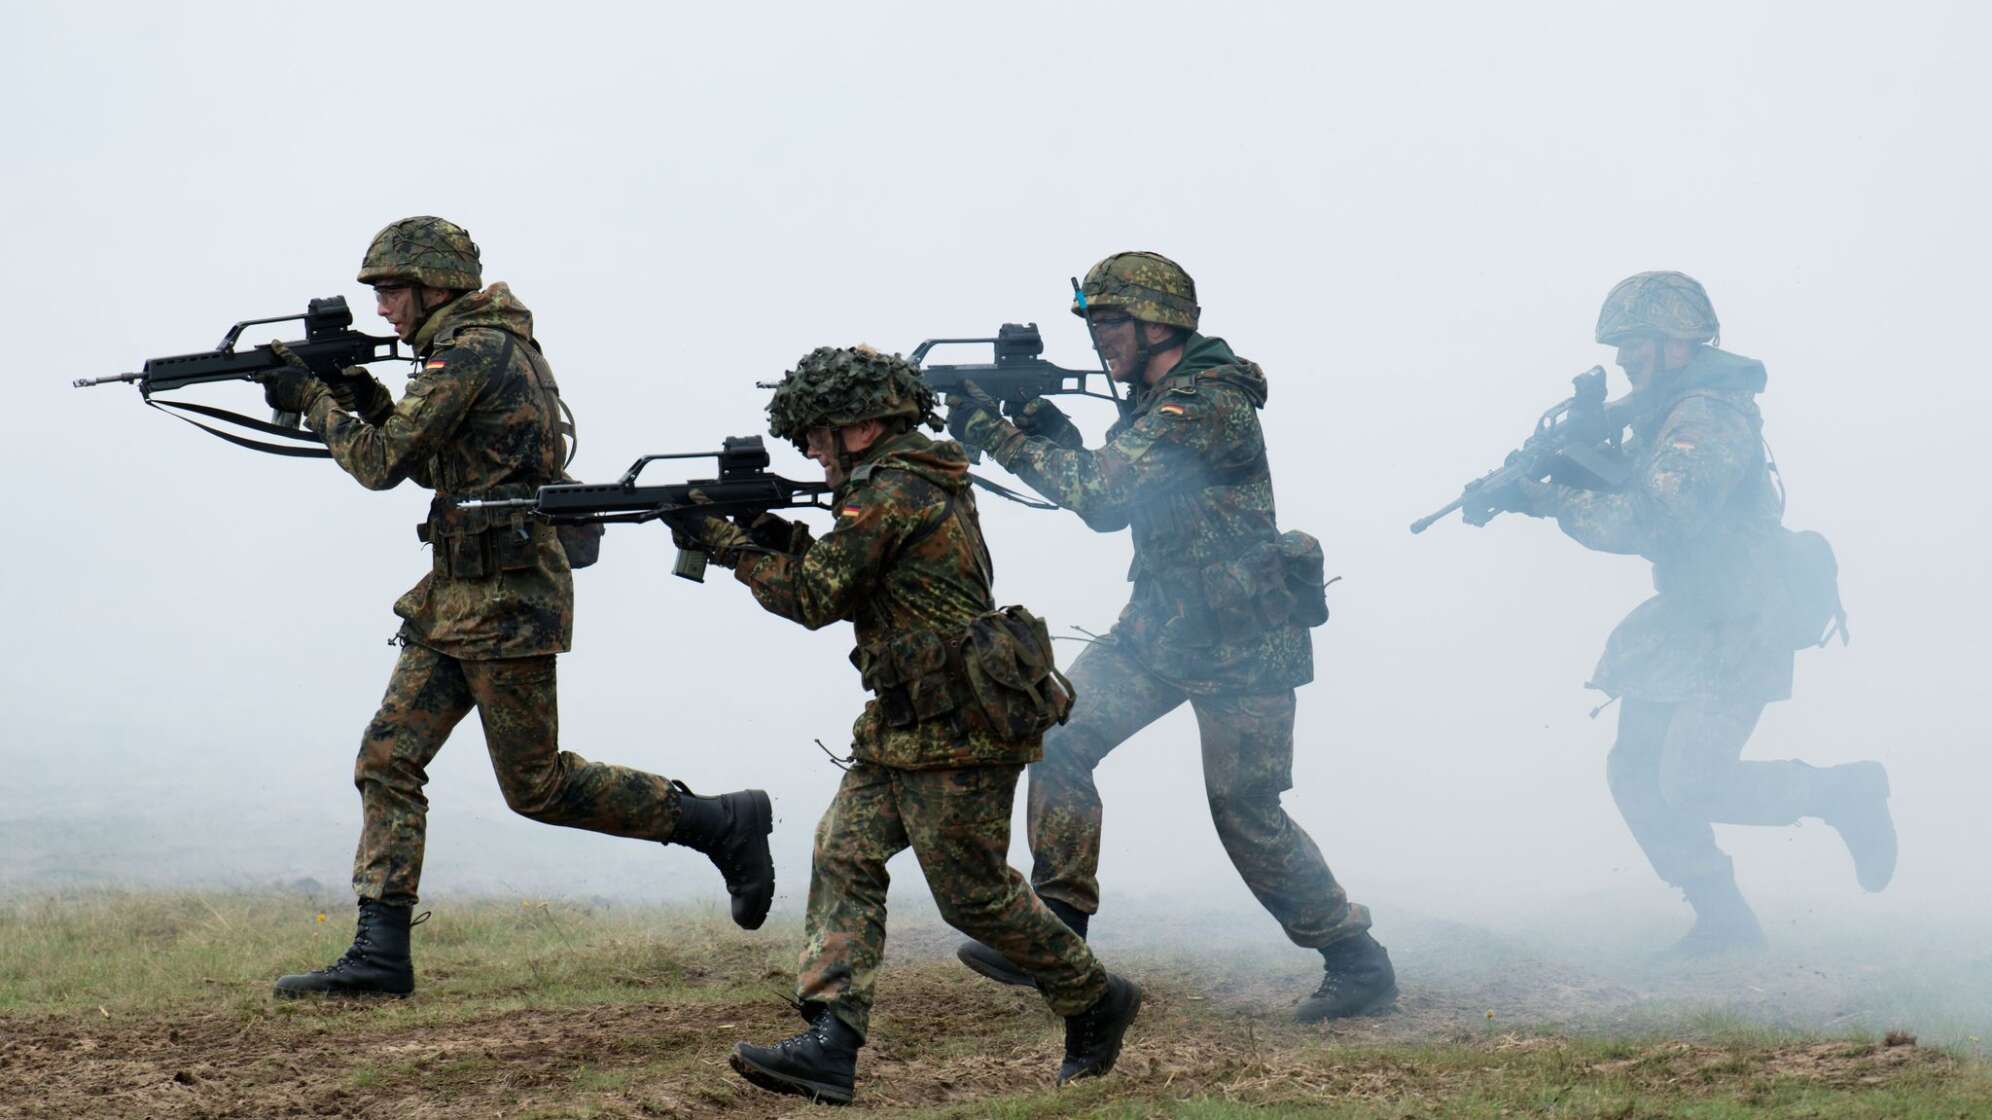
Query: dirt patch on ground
0 964 1963 1119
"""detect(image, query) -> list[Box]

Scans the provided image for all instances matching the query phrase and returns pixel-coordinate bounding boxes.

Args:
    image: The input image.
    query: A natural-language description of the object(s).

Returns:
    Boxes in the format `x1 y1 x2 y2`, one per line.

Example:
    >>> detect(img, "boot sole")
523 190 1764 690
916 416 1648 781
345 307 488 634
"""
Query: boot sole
1295 982 1399 1023
728 1047 852 1106
734 790 776 931
271 985 412 1000
956 942 1038 989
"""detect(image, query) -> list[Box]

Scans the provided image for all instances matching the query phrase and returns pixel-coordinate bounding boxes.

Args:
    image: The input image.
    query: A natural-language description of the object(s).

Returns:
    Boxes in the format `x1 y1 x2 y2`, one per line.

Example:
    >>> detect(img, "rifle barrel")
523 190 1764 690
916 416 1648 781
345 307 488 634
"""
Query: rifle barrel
73 373 141 388
1409 497 1464 535
456 498 539 512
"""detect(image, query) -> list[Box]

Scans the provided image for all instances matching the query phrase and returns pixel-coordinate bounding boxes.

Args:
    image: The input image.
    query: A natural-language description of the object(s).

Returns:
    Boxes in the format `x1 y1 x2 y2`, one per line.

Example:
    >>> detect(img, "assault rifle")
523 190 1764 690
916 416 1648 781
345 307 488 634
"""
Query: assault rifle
908 322 1111 406
1410 366 1665 534
73 296 408 457
459 435 831 583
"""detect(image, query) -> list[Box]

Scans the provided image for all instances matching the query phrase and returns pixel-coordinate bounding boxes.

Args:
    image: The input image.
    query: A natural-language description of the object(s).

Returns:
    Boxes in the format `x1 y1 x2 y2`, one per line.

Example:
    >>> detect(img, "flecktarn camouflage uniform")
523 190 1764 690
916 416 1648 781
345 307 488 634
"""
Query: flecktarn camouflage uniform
292 220 683 907
710 347 1137 1103
964 261 1370 955
729 366 1105 1036
1512 272 1893 946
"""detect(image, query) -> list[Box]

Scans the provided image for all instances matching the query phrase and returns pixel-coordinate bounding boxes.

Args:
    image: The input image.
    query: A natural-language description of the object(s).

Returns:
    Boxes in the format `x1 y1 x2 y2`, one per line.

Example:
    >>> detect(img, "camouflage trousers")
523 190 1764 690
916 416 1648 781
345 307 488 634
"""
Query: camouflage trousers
1609 698 1832 887
352 640 682 905
799 761 1108 1039
1028 638 1371 949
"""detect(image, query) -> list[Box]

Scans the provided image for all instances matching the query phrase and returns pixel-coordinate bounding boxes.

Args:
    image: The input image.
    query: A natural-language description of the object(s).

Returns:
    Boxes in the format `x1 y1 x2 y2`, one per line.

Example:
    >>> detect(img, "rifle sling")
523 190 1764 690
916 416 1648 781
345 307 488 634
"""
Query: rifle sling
146 398 332 459
966 471 1057 510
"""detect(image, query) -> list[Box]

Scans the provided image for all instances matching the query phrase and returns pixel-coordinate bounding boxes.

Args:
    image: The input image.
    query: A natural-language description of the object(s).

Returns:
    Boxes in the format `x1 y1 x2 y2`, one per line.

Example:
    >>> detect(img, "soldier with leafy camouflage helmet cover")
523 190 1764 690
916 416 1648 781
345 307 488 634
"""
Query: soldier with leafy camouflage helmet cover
766 344 942 450
1488 271 1895 955
670 344 1141 1105
945 253 1397 1023
265 217 777 1001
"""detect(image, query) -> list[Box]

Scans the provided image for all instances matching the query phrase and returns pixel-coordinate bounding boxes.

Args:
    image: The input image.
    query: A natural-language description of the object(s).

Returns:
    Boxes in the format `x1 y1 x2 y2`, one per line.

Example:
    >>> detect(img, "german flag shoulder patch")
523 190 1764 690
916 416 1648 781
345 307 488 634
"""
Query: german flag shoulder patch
1156 401 1188 417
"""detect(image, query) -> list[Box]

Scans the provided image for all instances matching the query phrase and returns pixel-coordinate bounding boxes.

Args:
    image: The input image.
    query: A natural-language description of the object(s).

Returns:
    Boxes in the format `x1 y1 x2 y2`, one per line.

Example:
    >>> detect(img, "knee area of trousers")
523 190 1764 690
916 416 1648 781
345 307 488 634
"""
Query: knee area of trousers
932 884 1014 929
1033 726 1108 785
1206 786 1280 831
1657 769 1723 813
1604 743 1644 796
496 773 566 820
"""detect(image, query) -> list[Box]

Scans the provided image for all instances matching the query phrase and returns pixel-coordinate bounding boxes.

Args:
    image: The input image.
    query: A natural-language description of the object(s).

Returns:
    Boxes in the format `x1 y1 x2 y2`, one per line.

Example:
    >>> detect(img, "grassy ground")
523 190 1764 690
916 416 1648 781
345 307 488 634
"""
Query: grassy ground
1 891 1985 1118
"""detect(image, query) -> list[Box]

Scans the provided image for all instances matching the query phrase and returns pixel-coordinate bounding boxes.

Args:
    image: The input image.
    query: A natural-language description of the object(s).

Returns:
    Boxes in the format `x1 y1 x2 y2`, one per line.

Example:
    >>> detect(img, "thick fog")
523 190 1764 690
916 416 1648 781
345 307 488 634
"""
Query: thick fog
4 0 1988 967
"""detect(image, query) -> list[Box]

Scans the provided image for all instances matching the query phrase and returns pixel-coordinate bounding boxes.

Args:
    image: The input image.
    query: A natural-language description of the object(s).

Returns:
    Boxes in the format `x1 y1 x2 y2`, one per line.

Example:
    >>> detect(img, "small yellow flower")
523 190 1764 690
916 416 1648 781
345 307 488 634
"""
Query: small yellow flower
315 912 328 924
1486 1010 1496 1020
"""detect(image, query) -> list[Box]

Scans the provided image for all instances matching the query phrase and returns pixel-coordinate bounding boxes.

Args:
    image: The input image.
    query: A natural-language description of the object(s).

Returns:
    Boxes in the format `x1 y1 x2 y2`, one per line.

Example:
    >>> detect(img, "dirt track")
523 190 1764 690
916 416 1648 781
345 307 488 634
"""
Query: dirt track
1 959 1962 1119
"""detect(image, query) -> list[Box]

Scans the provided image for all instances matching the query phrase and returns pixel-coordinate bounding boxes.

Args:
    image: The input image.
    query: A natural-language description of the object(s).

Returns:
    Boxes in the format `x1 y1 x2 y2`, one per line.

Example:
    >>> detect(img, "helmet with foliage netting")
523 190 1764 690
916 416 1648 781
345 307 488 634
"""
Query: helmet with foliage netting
1070 251 1200 330
357 216 482 291
1595 271 1719 345
766 345 941 445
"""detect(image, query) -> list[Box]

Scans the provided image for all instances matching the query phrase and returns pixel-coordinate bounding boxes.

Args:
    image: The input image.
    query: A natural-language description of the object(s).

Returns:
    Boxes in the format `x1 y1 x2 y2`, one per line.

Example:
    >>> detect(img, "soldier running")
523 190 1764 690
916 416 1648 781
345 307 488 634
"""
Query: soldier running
945 253 1397 1020
262 217 775 998
1480 271 1896 954
669 345 1141 1105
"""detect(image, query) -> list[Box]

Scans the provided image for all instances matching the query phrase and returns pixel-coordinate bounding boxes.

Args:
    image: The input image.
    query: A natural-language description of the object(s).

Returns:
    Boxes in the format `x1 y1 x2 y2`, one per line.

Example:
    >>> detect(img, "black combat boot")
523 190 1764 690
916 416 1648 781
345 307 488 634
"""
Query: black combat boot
1296 931 1398 1021
272 899 417 998
956 896 1089 988
668 781 775 930
1059 973 1142 1084
729 1006 862 1105
1671 871 1767 956
1818 761 1896 892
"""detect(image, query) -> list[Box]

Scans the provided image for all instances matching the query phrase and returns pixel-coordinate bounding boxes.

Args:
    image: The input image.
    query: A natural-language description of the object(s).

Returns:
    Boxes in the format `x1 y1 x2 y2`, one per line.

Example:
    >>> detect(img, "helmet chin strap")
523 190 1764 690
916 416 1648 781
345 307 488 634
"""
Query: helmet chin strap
1129 322 1181 388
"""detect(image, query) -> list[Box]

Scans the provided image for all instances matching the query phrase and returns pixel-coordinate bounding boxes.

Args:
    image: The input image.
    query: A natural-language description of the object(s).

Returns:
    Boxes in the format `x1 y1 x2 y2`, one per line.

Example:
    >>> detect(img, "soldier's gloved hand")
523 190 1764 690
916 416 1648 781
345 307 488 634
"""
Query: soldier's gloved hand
262 340 325 414
1006 397 1084 450
945 379 1019 455
683 513 752 568
322 366 395 423
738 511 813 555
1465 479 1551 526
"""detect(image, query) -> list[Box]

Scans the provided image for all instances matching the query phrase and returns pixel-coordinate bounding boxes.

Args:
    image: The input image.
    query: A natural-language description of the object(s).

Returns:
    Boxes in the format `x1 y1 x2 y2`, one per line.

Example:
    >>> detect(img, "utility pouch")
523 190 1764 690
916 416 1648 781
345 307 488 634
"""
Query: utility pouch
1774 527 1848 648
421 494 540 580
557 522 604 570
960 606 1075 740
853 628 958 728
1278 529 1332 628
1199 540 1296 642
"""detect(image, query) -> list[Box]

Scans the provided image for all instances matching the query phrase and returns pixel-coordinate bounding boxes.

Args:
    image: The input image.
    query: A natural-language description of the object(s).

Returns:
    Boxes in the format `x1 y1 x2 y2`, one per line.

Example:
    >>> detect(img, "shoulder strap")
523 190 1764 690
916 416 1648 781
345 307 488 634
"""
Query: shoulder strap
146 398 331 459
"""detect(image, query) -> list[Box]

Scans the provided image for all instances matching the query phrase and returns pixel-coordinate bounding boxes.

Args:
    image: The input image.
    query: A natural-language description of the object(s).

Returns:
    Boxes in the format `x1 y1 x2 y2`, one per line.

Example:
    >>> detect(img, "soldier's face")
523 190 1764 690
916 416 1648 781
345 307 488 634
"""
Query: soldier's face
1615 337 1660 387
373 284 422 341
1086 312 1139 380
804 428 844 484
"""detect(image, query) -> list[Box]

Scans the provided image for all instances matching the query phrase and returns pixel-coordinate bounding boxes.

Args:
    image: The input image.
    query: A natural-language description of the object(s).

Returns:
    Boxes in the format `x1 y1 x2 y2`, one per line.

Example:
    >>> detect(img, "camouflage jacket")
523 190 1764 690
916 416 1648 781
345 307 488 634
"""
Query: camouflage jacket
988 334 1312 696
1521 347 1793 703
733 430 1042 769
300 283 573 660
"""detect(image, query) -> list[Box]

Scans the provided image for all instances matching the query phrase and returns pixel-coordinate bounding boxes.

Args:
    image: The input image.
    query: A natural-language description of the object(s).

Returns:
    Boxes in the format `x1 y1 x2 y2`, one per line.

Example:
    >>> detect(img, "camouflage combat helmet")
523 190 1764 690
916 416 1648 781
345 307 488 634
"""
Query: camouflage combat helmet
766 345 941 445
1595 271 1719 345
1071 251 1200 330
357 216 482 291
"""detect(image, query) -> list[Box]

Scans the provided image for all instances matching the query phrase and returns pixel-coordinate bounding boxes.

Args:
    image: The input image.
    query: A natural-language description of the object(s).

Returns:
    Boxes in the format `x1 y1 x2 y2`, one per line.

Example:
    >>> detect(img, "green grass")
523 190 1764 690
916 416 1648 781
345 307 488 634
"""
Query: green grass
1 890 1985 1118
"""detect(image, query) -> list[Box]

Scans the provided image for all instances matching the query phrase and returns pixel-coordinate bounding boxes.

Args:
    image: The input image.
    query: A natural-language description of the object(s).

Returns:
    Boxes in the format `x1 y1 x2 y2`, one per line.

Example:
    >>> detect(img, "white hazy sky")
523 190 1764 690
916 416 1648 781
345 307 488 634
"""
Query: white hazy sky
2 2 1986 937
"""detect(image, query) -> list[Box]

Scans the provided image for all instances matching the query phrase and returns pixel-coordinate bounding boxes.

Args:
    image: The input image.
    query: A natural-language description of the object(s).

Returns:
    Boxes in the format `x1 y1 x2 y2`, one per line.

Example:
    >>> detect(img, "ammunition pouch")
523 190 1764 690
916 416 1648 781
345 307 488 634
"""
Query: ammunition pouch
557 520 604 570
1180 529 1332 644
1772 527 1848 648
852 606 1074 740
420 489 543 580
